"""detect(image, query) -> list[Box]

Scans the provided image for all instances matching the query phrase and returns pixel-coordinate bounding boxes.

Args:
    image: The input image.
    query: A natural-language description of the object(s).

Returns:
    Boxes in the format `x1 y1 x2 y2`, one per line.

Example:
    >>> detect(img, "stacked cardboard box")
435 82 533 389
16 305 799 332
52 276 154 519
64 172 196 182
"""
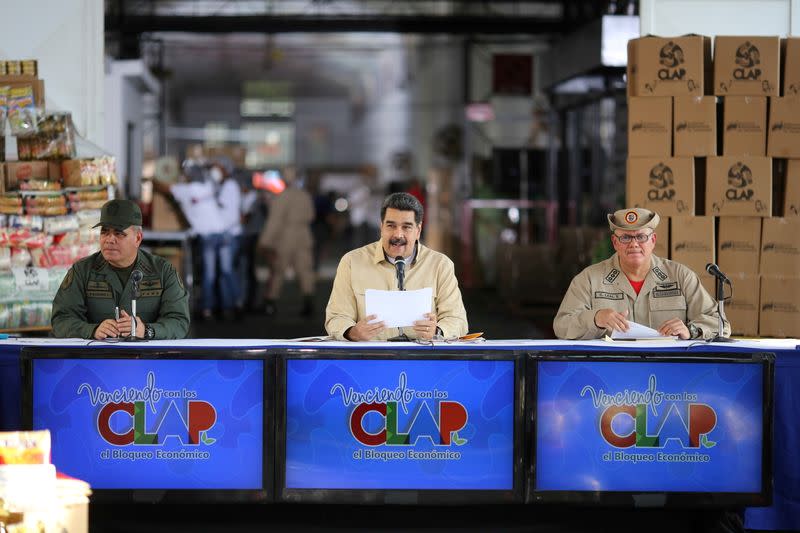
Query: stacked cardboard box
627 34 800 337
626 35 712 292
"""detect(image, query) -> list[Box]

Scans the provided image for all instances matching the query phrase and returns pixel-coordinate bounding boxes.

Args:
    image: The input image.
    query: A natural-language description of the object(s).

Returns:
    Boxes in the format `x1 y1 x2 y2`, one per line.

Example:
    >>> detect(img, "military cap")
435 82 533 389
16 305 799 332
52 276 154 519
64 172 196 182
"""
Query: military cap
93 199 143 230
608 207 660 232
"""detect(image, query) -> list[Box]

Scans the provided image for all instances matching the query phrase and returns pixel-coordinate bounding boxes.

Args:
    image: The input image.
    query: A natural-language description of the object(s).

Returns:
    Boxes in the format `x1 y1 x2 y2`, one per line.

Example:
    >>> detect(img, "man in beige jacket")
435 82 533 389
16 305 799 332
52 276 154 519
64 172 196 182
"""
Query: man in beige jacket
258 166 315 316
553 207 729 340
325 192 468 341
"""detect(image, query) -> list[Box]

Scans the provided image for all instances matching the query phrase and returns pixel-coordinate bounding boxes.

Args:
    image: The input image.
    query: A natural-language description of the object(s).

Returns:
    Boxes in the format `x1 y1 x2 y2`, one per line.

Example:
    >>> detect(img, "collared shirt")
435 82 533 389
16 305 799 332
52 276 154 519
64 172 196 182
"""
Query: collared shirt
553 253 730 340
51 249 190 340
170 181 224 236
325 240 468 341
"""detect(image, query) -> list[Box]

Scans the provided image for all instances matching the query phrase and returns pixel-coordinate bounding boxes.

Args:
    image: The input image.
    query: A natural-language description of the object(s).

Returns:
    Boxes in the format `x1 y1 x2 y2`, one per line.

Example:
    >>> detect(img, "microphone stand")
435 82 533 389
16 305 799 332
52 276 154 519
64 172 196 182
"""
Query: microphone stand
388 258 410 342
709 276 735 343
121 279 147 342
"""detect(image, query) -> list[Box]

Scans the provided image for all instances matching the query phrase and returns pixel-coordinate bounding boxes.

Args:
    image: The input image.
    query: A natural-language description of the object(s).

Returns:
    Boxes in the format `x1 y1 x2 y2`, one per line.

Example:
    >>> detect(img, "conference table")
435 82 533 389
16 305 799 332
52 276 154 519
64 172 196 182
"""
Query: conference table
0 337 797 531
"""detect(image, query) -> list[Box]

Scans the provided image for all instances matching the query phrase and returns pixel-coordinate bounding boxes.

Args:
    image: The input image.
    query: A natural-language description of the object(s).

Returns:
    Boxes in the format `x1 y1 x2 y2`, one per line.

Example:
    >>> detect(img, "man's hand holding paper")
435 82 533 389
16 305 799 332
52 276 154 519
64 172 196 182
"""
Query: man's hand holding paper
365 288 433 328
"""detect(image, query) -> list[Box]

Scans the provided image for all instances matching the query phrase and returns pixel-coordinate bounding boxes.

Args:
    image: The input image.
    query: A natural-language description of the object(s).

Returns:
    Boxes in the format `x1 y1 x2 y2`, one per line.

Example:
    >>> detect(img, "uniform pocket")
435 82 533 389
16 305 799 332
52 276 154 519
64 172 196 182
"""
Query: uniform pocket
648 296 688 328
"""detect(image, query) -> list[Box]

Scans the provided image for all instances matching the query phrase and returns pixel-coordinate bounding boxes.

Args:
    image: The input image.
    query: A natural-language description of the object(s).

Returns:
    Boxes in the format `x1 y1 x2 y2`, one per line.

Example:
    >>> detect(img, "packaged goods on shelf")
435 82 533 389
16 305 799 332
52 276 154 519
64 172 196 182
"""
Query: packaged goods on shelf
61 157 117 187
0 195 22 215
7 85 38 136
42 215 79 235
16 112 76 161
0 85 7 134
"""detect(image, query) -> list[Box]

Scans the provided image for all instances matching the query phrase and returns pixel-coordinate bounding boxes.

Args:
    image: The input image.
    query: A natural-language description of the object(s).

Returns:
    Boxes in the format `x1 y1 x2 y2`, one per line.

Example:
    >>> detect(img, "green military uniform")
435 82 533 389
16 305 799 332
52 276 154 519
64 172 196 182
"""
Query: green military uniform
51 198 190 339
51 249 190 339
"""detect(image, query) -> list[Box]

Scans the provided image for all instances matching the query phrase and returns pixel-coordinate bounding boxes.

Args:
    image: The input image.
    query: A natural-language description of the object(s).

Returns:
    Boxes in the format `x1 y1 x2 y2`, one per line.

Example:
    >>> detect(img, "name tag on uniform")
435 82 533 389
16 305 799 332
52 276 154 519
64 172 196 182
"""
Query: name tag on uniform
594 291 623 300
87 280 112 299
653 282 681 298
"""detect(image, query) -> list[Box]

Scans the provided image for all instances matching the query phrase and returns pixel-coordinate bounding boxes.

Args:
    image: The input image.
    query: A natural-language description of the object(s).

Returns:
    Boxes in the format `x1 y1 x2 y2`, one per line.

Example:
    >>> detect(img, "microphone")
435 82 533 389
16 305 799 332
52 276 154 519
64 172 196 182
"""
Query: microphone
394 256 406 291
705 263 729 282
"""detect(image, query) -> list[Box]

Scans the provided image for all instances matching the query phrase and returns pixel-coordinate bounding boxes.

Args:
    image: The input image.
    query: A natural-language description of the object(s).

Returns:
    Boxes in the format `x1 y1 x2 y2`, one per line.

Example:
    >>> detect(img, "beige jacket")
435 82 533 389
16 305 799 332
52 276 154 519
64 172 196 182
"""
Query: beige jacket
258 187 314 253
553 254 730 340
325 241 468 340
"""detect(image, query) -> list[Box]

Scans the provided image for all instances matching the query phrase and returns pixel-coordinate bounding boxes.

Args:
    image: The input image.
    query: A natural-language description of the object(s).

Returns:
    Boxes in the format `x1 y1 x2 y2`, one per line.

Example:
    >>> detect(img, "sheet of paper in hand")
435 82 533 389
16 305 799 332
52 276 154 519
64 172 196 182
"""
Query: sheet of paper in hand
365 287 432 328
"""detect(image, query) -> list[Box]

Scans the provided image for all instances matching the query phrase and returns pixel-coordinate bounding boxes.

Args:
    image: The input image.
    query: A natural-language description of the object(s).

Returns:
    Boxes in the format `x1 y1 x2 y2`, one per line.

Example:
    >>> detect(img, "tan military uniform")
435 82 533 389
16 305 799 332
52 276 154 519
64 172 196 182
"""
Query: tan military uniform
258 187 315 298
325 241 468 341
553 253 729 340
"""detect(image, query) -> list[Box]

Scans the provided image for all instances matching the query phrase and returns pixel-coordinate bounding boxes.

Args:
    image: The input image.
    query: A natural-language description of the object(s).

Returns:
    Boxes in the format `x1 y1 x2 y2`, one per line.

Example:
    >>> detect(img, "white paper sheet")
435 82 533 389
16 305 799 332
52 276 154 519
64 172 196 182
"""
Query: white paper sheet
365 288 433 328
610 321 674 340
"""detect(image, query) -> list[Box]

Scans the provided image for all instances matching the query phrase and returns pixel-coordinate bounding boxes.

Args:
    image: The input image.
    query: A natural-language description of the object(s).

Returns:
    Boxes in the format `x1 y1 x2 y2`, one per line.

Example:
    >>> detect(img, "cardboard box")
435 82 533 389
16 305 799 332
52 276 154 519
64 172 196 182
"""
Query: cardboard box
627 35 710 97
674 96 717 156
767 96 800 157
670 216 715 275
722 96 767 155
150 191 189 232
725 273 760 337
786 159 800 216
627 157 694 216
759 276 800 337
654 216 669 259
0 75 45 107
628 96 672 157
714 36 780 96
706 156 771 216
718 216 762 274
760 217 800 275
782 37 800 95
699 273 717 301
4 161 51 189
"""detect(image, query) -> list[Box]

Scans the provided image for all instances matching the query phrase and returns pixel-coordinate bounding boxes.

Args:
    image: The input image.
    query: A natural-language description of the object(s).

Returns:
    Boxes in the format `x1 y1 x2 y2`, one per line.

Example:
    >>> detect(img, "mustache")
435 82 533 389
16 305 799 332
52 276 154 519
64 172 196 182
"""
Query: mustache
389 237 408 246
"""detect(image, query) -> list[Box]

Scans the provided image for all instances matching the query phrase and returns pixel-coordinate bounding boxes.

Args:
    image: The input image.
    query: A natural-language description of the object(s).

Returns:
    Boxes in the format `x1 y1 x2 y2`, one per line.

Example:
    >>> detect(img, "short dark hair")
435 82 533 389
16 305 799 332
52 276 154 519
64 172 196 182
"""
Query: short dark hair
381 192 423 225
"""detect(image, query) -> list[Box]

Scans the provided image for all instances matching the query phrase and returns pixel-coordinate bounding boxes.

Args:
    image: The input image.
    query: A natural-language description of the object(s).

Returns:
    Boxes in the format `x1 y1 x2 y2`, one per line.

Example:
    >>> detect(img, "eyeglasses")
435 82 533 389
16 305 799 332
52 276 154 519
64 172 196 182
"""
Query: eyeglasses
614 232 653 244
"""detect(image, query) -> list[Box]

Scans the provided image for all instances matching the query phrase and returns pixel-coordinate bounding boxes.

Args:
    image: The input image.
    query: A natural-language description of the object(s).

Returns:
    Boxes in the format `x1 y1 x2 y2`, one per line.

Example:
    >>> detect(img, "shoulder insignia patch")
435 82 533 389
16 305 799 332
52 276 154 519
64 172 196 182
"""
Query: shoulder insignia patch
604 269 620 283
60 269 74 290
653 267 668 281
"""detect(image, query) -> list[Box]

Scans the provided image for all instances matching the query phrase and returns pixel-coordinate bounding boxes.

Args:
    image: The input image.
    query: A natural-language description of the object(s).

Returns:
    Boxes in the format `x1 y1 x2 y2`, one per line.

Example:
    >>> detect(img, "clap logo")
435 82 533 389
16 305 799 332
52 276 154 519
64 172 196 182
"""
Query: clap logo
726 162 755 201
331 372 468 447
657 41 686 81
77 371 217 446
647 163 676 201
581 375 718 449
733 41 762 80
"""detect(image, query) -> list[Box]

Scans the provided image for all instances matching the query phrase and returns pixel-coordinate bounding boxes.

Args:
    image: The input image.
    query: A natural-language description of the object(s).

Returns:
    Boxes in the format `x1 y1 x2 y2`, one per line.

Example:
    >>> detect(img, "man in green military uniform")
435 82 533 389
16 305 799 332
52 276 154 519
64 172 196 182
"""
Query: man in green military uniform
52 199 190 340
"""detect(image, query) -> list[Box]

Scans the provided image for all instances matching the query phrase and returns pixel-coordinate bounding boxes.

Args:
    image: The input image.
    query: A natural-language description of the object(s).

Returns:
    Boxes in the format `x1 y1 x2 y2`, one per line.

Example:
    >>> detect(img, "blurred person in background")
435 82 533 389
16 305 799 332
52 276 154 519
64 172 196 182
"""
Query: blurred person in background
257 165 315 317
553 208 729 340
239 170 269 310
153 158 239 321
209 157 243 319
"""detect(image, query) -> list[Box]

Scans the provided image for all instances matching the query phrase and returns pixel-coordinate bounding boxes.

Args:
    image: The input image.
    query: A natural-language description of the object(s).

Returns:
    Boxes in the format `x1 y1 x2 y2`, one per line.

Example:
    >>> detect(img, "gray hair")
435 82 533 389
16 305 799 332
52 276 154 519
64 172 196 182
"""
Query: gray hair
381 192 423 225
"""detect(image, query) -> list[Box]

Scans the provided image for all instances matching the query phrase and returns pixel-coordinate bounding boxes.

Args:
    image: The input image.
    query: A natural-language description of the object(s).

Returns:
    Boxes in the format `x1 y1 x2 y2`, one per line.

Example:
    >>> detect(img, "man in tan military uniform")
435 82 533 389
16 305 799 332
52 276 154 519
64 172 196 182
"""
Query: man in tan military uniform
52 199 190 340
257 166 315 316
554 207 729 340
326 192 468 341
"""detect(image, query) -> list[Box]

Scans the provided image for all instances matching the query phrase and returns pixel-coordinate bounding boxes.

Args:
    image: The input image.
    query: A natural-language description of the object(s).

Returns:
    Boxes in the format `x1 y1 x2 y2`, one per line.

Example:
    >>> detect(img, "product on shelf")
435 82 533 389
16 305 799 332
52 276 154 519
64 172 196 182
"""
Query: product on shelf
7 85 38 136
16 112 76 161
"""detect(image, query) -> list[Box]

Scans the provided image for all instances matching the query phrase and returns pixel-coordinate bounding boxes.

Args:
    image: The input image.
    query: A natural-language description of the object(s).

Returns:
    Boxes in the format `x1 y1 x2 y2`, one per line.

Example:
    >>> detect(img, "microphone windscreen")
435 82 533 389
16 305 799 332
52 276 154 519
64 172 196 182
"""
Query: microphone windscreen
131 269 143 283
